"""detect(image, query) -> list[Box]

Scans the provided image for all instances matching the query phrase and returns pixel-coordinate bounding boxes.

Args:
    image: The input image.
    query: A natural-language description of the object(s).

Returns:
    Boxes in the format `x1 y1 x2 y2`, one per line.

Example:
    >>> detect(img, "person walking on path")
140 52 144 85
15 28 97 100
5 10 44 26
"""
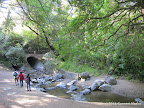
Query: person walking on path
25 74 31 91
13 70 19 86
18 70 24 87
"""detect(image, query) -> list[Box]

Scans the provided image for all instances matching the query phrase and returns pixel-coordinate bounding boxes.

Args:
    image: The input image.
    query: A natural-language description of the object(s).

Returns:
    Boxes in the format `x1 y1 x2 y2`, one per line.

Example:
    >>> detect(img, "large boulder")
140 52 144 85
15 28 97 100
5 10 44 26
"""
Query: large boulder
80 72 90 79
71 94 86 101
98 84 112 92
106 76 117 85
80 89 91 95
40 88 46 92
45 76 53 81
135 98 144 104
90 80 105 91
37 78 45 83
56 83 66 89
67 80 77 86
66 90 72 94
56 79 64 82
43 81 52 85
68 85 78 91
31 79 38 83
53 74 63 81
33 83 40 88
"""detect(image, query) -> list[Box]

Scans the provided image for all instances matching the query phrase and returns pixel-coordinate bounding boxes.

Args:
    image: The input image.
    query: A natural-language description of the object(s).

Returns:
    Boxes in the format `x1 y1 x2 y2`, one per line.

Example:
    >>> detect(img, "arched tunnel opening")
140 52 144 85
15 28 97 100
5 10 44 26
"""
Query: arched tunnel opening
27 56 44 71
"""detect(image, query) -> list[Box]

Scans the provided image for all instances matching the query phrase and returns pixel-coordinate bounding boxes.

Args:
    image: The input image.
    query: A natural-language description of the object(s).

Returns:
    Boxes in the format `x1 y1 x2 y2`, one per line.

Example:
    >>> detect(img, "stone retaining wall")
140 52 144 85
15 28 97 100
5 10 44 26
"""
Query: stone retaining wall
58 70 80 80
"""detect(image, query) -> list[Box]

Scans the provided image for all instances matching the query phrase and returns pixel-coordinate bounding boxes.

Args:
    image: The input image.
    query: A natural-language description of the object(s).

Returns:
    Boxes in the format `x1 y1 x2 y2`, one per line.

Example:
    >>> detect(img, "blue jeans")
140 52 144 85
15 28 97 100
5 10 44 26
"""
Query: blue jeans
27 83 31 91
20 80 23 87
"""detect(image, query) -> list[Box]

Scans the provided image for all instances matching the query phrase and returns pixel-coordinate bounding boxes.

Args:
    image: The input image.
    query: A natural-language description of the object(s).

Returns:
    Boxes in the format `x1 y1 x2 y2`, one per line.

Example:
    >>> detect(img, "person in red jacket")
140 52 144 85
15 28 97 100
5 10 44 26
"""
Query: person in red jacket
18 70 24 87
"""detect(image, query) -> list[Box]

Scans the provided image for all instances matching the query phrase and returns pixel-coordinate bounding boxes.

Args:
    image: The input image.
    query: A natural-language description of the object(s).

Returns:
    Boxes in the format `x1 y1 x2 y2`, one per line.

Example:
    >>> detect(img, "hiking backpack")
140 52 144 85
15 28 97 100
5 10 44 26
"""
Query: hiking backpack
13 71 18 76
25 78 29 83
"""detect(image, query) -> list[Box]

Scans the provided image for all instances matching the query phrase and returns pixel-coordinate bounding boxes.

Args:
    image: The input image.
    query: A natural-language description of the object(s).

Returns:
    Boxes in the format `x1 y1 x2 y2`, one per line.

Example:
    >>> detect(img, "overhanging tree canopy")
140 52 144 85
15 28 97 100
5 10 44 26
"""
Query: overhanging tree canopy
67 0 144 45
5 0 143 80
15 0 69 53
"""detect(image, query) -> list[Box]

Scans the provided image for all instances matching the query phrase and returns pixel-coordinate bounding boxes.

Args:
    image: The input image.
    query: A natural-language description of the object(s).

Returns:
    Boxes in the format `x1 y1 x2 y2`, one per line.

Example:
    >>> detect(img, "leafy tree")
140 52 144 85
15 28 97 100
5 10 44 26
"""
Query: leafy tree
2 10 16 34
3 0 143 80
15 0 69 55
56 0 144 79
67 0 144 45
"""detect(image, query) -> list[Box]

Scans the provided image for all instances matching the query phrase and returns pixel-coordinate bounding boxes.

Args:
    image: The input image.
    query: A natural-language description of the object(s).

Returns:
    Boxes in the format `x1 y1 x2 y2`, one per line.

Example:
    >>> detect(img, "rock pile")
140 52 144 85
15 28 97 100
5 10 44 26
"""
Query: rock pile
30 71 117 102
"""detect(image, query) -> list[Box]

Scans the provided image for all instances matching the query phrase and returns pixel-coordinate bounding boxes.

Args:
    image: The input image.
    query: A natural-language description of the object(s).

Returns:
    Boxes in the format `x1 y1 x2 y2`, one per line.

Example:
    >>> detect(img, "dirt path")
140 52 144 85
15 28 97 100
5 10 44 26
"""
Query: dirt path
0 66 143 108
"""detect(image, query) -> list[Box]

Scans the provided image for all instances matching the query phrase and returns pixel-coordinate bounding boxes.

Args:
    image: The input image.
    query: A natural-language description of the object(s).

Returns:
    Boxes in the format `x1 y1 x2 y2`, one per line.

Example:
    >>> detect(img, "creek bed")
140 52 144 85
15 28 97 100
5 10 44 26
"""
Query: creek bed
33 82 138 103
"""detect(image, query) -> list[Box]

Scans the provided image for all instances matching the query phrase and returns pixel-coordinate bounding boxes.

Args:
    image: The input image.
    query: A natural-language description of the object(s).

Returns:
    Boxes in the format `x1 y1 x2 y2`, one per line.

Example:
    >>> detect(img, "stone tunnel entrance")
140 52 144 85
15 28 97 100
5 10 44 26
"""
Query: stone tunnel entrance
27 56 44 71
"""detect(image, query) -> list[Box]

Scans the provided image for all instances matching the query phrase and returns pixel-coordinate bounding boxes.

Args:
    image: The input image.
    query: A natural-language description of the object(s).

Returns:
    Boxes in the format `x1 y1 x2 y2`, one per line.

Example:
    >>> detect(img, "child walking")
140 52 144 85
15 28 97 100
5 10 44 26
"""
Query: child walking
25 74 31 91
13 70 19 86
18 70 24 87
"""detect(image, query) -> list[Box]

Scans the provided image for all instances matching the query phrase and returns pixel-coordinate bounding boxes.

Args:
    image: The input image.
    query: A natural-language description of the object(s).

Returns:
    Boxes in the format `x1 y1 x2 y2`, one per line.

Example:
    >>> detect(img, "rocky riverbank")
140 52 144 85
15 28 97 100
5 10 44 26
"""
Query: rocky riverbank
21 68 144 103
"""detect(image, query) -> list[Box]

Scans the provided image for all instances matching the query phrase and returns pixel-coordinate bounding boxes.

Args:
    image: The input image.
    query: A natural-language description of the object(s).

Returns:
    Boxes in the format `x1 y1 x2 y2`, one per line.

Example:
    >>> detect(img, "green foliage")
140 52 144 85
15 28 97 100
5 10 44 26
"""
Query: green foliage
0 31 6 56
22 29 50 53
0 0 143 81
54 0 144 81
0 55 12 69
0 32 12 68
107 34 144 80
0 33 24 58
1 10 16 34
5 46 26 67
5 33 24 47
43 51 57 73
20 0 69 47
57 60 105 76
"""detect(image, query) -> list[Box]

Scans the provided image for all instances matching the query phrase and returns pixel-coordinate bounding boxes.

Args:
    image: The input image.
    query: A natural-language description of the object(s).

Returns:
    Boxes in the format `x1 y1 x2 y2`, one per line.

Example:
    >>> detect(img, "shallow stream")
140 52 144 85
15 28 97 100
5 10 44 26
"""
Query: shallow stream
34 82 137 103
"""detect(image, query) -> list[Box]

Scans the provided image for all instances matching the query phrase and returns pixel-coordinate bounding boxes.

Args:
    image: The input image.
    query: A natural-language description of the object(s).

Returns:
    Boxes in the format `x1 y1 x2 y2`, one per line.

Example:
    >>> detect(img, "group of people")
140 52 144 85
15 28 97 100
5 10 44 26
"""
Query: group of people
13 70 31 91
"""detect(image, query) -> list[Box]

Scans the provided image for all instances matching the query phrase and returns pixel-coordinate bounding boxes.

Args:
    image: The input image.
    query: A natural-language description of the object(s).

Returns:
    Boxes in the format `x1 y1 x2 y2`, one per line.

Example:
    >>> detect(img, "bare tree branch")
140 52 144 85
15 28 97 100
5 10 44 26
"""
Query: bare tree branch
25 25 39 36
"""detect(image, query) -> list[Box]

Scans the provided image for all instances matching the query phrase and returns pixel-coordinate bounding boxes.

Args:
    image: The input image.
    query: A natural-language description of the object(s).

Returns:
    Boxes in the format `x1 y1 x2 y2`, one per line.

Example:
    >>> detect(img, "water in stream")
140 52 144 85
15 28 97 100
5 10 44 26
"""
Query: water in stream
34 82 137 103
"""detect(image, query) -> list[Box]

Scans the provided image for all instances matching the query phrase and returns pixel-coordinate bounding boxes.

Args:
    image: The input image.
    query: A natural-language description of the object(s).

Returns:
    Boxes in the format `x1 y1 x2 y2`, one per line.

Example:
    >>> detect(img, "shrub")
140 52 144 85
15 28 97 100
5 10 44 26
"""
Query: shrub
43 51 57 73
5 33 24 47
109 36 144 80
5 46 26 67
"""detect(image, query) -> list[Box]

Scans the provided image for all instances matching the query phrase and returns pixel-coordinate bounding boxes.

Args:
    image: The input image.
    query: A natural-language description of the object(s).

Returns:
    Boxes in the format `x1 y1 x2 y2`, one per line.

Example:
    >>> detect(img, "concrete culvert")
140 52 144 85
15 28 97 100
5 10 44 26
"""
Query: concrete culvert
27 56 44 71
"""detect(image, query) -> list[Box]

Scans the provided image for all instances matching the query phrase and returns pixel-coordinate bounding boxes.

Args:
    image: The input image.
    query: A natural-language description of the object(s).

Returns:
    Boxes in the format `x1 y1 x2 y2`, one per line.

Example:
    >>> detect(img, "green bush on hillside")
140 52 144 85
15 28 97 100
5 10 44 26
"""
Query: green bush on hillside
109 36 144 80
5 46 26 67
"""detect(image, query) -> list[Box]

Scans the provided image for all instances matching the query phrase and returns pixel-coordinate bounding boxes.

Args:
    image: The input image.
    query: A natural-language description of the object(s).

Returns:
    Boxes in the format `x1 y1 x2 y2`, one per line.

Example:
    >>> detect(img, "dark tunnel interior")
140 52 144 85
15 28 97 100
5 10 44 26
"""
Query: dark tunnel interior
27 56 44 71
